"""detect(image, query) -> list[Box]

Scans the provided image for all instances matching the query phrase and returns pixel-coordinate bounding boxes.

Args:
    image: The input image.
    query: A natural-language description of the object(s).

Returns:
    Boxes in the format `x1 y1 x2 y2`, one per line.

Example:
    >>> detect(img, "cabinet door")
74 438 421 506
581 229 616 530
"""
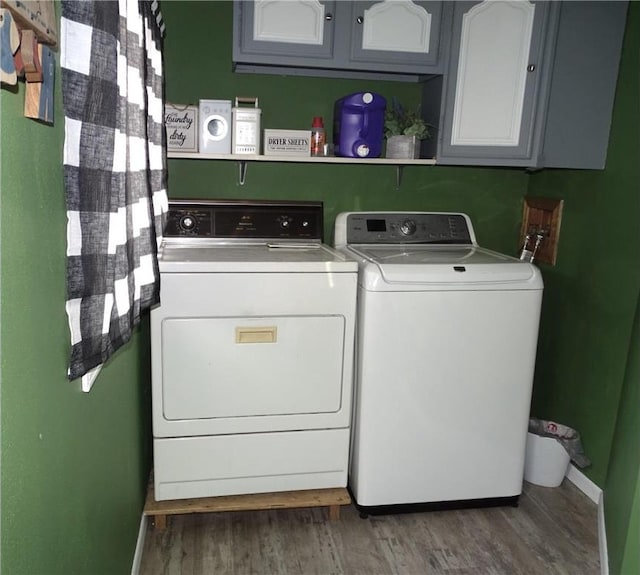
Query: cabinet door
236 0 336 63
539 0 627 169
349 1 446 74
438 0 550 165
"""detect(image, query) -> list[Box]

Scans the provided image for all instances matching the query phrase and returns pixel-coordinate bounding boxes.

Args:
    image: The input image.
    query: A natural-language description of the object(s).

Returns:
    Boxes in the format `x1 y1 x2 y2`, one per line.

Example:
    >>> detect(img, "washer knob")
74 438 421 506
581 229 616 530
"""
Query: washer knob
180 215 196 231
400 219 417 236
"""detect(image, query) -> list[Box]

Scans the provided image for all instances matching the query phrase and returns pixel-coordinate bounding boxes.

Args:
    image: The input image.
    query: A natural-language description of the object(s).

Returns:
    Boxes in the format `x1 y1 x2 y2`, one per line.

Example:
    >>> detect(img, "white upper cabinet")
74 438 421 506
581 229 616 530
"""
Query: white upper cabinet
438 0 546 162
450 1 535 147
252 0 327 46
233 0 448 79
425 0 628 169
231 0 628 169
238 0 335 59
360 1 432 53
349 1 443 70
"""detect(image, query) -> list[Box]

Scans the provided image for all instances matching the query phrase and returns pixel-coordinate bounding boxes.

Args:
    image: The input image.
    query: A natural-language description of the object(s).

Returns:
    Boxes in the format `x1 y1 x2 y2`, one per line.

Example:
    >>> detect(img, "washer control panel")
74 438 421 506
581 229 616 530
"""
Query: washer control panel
344 212 473 244
164 199 324 240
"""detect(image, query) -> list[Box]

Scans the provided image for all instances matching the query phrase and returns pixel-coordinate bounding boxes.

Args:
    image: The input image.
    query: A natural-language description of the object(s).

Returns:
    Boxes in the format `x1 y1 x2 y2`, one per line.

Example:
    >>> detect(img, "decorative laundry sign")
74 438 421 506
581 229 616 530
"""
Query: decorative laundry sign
24 43 55 123
164 104 198 153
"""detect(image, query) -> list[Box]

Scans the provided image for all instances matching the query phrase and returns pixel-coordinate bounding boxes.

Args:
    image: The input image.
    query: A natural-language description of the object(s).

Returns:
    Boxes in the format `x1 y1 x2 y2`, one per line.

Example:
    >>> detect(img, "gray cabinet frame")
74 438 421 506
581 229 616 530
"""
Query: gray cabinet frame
236 0 337 62
436 0 554 166
348 1 445 72
233 0 450 80
231 1 628 169
428 0 628 169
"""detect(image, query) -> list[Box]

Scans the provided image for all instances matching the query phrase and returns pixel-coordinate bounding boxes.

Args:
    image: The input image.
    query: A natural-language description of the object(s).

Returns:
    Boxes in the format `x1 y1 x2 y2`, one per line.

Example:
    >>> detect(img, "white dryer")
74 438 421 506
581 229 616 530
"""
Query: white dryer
151 200 357 501
334 211 543 513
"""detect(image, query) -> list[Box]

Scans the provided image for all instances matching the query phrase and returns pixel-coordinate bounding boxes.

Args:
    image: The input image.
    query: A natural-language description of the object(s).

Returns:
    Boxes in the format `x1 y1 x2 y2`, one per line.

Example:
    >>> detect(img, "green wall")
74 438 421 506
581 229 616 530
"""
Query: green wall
0 1 635 573
163 3 640 571
619 475 640 575
0 19 152 575
527 0 638 490
605 293 640 575
527 3 639 573
604 12 640 572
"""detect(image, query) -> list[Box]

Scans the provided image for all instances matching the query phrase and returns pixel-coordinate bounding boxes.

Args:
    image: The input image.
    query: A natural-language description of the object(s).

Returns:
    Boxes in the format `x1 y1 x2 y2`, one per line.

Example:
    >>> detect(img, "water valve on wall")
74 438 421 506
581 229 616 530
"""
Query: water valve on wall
520 231 545 263
520 197 564 265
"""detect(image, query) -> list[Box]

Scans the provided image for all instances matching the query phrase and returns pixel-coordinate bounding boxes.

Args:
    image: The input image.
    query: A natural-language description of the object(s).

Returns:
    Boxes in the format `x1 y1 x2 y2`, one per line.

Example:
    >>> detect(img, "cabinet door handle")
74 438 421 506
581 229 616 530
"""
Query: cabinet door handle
527 64 536 72
325 13 333 21
356 16 364 24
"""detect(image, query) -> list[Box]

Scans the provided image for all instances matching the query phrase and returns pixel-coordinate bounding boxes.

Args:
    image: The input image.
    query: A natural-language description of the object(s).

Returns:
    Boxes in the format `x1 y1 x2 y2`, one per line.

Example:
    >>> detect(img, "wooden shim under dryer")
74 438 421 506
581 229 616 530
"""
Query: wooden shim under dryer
143 480 351 530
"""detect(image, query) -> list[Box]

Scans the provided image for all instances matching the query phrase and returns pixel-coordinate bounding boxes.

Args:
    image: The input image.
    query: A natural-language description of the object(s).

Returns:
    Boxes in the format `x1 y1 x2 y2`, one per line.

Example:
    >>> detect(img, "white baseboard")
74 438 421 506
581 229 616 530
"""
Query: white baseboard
566 464 602 503
565 465 607 575
597 492 609 575
131 514 148 575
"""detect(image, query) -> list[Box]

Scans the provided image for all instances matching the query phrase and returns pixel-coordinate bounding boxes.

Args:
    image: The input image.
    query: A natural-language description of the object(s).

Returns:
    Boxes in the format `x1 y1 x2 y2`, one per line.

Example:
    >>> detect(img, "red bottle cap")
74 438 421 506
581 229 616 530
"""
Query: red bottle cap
312 117 324 127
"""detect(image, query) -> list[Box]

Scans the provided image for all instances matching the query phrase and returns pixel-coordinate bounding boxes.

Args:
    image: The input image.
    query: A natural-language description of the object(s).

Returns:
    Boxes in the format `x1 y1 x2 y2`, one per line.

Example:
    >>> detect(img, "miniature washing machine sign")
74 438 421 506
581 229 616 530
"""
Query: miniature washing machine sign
199 99 232 154
232 97 261 155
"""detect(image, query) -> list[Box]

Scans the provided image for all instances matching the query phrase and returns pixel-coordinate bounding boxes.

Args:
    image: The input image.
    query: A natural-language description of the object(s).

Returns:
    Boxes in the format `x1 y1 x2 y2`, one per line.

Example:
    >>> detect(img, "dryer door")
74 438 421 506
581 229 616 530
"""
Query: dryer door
151 271 357 437
161 314 345 420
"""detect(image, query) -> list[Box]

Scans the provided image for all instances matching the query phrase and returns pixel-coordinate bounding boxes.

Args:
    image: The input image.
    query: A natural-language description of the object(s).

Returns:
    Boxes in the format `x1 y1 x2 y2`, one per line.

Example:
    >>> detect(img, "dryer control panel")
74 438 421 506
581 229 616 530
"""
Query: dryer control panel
341 212 474 245
164 199 324 241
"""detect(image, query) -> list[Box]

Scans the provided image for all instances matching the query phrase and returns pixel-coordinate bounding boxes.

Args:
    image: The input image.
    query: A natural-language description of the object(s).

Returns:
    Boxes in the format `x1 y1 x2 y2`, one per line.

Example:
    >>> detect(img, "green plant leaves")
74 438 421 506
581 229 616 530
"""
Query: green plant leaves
384 99 429 140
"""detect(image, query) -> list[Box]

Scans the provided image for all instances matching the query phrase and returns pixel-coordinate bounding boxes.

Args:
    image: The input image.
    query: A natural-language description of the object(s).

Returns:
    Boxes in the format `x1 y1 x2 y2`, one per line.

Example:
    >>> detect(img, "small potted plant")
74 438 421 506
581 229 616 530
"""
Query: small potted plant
384 98 430 159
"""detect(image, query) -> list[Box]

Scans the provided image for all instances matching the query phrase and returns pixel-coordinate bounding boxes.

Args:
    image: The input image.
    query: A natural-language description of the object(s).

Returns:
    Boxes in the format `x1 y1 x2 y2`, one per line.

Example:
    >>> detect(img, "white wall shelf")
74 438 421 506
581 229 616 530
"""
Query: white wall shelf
167 152 437 188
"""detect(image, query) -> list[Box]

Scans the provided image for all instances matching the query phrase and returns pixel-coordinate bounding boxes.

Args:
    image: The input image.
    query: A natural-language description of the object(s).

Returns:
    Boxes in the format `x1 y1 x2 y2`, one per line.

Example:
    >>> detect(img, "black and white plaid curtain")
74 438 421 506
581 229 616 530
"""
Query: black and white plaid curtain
61 0 168 381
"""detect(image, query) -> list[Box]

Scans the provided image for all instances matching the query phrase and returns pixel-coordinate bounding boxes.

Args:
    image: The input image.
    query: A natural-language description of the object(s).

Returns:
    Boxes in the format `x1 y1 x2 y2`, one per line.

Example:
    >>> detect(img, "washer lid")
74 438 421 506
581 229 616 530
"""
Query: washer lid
348 245 540 287
159 242 357 273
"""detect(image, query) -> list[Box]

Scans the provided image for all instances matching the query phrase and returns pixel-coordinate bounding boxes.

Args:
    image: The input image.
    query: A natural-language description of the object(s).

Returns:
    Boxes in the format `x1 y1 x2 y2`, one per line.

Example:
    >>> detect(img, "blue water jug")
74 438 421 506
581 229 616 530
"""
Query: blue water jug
333 92 386 158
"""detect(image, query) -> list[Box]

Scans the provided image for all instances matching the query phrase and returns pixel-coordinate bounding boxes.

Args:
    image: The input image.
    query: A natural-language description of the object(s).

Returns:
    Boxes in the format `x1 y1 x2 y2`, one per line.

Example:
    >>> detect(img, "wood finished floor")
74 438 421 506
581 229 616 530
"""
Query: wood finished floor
139 479 599 575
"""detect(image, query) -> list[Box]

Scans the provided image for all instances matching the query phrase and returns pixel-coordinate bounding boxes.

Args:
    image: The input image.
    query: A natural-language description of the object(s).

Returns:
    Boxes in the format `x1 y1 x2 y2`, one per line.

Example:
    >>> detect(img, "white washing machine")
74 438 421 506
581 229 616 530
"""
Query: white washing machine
334 211 543 513
151 200 357 501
